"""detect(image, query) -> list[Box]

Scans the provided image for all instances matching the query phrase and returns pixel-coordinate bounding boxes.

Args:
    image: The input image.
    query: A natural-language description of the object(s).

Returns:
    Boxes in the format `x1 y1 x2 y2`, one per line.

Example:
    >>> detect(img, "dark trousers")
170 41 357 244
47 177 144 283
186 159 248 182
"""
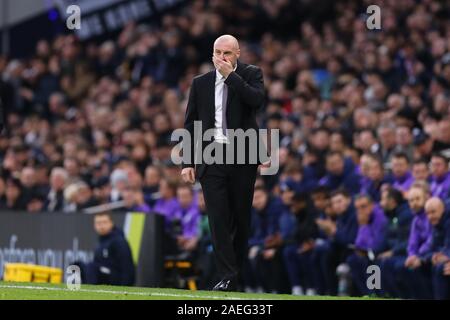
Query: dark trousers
402 264 433 299
377 256 407 298
311 241 346 295
244 249 285 292
432 263 450 300
283 244 315 290
199 154 258 281
346 253 372 296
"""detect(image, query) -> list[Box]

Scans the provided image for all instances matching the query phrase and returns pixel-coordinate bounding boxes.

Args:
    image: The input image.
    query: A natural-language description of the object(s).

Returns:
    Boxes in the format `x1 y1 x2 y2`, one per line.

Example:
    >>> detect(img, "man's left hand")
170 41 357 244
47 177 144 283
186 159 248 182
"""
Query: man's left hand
212 56 233 79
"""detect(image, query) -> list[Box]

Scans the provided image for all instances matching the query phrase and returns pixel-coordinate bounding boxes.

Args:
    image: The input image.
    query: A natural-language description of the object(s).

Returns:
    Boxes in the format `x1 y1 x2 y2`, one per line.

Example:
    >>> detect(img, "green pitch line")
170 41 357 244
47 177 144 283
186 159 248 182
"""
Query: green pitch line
0 282 382 300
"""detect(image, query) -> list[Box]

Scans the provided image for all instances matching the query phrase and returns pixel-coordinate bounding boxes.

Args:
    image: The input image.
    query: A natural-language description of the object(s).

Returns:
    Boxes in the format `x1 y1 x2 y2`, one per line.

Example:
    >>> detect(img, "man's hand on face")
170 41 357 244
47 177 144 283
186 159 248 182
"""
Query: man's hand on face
181 167 195 184
212 56 233 79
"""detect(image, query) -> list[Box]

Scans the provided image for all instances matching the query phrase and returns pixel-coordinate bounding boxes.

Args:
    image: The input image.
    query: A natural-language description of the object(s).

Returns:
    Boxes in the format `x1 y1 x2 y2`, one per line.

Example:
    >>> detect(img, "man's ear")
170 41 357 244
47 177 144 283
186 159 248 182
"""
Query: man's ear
236 49 241 59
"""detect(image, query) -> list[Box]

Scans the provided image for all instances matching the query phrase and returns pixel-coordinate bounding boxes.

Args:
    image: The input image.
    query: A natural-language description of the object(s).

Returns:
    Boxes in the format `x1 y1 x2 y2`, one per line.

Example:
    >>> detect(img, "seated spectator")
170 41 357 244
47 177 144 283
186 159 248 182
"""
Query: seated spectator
143 165 162 206
312 189 358 295
346 194 387 296
43 167 68 212
424 197 450 300
310 186 330 218
75 212 135 286
152 178 180 221
429 153 450 199
280 161 317 195
76 181 99 210
318 151 361 195
109 168 128 203
245 186 284 293
20 166 47 205
26 194 45 213
363 154 392 202
412 159 431 183
122 185 151 214
402 182 433 299
389 152 414 194
63 183 79 213
0 178 27 211
282 193 319 295
165 183 200 258
377 187 413 298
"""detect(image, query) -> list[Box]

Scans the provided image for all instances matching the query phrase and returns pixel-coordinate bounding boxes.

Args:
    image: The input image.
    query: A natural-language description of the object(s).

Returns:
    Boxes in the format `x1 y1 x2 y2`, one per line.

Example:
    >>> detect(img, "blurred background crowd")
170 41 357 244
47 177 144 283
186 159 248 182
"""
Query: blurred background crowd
1 0 450 298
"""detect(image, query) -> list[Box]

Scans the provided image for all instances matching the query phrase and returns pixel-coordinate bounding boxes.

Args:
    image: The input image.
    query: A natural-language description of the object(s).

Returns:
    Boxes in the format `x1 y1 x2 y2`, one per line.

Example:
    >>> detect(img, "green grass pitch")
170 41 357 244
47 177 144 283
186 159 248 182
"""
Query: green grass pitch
0 282 380 300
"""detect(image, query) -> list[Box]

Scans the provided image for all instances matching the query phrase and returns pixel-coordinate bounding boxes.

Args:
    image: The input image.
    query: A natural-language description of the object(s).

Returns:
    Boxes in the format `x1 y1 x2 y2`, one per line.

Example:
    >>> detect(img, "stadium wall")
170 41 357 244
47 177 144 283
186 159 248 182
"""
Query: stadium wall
0 211 164 287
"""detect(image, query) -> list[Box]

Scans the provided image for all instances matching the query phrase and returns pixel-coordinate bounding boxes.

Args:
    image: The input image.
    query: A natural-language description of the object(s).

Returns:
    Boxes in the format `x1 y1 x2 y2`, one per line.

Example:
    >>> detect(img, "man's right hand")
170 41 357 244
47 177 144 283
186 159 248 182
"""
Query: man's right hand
181 167 196 184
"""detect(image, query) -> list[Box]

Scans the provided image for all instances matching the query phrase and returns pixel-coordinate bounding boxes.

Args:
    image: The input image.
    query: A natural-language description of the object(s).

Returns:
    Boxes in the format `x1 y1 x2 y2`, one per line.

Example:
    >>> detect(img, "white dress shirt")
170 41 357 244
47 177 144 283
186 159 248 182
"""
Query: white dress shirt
214 64 237 144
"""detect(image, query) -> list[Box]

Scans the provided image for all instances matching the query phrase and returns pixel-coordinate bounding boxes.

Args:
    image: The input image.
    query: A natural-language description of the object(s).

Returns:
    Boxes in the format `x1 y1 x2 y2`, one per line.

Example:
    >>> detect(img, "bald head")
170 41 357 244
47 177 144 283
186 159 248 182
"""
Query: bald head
425 197 445 226
213 34 240 68
214 35 239 50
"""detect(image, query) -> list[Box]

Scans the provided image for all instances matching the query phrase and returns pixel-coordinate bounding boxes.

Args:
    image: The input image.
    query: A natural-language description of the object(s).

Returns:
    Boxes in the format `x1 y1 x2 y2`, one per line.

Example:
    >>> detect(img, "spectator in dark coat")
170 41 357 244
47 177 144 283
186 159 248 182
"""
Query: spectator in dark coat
362 154 392 202
377 187 413 298
312 189 358 295
424 197 450 300
318 151 362 195
0 178 27 211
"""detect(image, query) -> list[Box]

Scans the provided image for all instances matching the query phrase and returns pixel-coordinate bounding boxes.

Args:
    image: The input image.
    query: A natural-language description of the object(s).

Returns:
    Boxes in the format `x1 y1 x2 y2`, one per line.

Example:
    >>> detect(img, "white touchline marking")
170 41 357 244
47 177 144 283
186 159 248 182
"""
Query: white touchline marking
0 285 272 300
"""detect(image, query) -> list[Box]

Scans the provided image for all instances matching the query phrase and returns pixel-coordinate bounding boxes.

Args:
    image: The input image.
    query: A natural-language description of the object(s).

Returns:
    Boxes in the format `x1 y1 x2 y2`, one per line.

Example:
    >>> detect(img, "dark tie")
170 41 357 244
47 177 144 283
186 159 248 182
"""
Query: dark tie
222 82 228 135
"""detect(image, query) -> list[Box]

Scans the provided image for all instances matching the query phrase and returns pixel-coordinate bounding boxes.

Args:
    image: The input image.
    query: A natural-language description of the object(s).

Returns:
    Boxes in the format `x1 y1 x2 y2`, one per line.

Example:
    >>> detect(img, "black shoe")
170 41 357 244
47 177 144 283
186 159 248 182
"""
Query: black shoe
212 278 237 292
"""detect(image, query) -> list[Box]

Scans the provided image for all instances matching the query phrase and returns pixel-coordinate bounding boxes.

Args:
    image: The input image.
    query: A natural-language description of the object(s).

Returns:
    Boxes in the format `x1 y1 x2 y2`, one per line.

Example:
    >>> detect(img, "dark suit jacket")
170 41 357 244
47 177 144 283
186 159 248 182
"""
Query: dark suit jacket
183 61 267 178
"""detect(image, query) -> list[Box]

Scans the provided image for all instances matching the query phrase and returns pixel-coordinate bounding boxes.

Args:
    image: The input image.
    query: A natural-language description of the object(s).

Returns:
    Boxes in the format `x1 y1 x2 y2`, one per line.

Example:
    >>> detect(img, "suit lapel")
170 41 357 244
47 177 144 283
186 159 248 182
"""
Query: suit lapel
206 70 216 128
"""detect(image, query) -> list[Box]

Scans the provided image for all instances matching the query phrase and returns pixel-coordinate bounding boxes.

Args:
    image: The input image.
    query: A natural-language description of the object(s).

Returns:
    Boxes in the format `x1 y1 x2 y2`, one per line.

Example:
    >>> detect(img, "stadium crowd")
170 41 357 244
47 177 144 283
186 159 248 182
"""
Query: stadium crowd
1 0 450 298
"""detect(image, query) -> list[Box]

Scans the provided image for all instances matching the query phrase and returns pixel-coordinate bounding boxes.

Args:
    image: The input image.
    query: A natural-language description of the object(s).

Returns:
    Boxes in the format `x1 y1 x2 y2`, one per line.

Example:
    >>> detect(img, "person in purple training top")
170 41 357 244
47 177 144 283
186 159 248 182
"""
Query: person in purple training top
122 185 151 214
429 153 450 199
152 178 180 222
402 181 433 299
390 152 414 193
164 183 201 259
345 194 388 296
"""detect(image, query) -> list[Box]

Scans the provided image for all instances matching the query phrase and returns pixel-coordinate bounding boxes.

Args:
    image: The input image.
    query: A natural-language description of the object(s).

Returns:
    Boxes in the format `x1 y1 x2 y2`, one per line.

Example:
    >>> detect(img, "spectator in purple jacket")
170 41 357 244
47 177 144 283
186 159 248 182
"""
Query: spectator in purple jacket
412 159 431 183
122 186 151 214
390 152 414 194
152 178 180 222
346 194 388 296
429 153 450 199
403 181 433 299
164 183 201 259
